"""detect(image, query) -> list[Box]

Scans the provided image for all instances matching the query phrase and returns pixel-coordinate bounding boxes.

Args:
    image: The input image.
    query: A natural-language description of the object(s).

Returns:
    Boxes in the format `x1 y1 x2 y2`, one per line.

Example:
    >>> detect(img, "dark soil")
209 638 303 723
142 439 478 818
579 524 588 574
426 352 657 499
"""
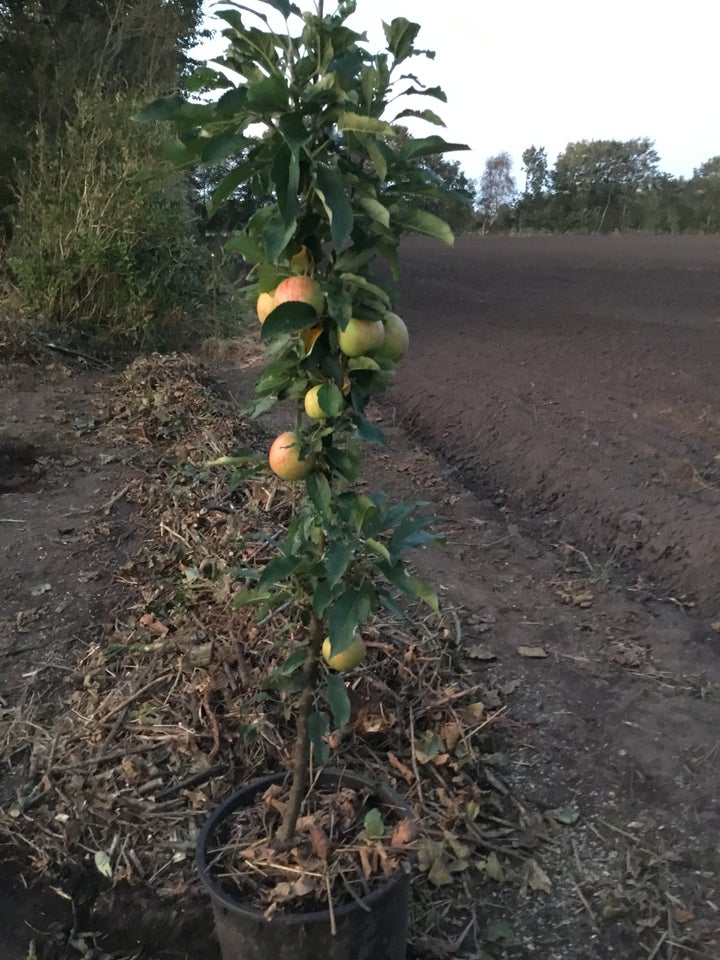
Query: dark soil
2 235 720 959
392 235 720 613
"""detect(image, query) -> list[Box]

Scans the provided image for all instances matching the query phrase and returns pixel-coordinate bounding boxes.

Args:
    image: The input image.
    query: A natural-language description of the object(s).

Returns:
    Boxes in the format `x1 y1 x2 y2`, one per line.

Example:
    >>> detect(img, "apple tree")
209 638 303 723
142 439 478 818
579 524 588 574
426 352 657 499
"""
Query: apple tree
137 0 466 840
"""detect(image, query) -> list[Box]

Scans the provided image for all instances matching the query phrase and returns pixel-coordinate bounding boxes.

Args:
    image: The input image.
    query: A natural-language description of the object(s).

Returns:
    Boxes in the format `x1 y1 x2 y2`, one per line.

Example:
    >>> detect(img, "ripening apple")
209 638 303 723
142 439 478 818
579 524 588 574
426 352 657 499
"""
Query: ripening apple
268 431 315 481
375 312 409 363
322 633 366 672
337 317 385 358
273 275 325 316
256 290 276 324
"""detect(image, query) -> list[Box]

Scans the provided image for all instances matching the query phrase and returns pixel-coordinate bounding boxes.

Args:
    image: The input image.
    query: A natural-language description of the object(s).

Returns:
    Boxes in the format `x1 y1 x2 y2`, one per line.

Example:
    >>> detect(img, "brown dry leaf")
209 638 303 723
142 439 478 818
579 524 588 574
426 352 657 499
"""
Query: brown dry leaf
517 646 548 659
432 753 450 767
139 612 169 635
391 818 419 846
354 705 394 736
502 678 521 696
477 852 504 881
466 644 496 660
674 908 695 924
121 757 140 782
711 621 720 634
359 846 373 880
250 483 272 506
428 857 453 887
463 701 485 722
292 876 316 898
309 824 329 861
522 858 552 894
387 751 414 784
441 721 462 752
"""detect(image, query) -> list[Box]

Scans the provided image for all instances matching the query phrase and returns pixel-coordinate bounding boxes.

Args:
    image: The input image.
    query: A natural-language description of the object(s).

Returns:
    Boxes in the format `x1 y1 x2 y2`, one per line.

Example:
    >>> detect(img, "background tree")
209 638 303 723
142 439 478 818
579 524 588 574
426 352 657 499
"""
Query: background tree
516 145 549 230
477 152 516 229
0 0 204 248
549 137 660 232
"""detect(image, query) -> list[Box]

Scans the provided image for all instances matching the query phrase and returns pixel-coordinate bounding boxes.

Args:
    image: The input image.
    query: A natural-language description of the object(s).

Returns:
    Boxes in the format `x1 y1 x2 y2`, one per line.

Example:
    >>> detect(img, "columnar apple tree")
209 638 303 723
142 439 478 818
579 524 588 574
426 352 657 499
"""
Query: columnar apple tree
138 0 467 841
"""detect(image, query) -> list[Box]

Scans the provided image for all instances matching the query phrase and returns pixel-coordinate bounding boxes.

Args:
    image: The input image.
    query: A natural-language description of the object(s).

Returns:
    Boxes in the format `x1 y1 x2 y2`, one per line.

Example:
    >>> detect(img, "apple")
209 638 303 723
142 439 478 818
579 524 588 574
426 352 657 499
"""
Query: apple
273 275 325 315
375 311 409 363
268 431 315 481
256 290 276 324
337 317 385 358
322 633 366 672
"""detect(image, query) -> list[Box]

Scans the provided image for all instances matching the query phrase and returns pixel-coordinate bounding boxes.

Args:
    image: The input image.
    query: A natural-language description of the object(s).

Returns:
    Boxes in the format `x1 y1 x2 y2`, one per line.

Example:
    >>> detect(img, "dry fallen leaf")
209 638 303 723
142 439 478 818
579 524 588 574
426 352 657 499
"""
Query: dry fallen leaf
387 751 414 784
523 858 552 894
441 721 462 752
391 818 419 846
517 646 548 659
428 857 453 886
309 823 329 861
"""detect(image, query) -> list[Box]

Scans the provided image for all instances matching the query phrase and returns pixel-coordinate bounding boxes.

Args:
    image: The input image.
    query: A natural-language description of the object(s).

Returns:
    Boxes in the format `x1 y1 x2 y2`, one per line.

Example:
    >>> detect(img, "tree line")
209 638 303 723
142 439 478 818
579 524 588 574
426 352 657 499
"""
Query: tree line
477 140 720 234
1 3 719 356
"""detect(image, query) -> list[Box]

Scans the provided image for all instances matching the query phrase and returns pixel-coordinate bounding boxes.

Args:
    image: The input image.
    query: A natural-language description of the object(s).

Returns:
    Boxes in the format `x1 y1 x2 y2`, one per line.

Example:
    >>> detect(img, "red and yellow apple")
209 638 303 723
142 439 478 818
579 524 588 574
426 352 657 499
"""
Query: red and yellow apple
273 275 325 316
268 431 315 481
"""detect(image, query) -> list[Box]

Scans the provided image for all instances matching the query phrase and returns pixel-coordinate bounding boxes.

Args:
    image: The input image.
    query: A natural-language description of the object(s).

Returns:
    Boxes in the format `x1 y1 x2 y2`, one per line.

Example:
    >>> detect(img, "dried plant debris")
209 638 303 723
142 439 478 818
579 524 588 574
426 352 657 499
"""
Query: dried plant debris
0 356 542 948
206 780 416 918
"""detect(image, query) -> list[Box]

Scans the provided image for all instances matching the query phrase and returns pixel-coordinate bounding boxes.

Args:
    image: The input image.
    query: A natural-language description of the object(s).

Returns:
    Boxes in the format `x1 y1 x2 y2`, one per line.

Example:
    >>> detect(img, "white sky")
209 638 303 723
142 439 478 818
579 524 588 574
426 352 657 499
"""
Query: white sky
196 0 720 185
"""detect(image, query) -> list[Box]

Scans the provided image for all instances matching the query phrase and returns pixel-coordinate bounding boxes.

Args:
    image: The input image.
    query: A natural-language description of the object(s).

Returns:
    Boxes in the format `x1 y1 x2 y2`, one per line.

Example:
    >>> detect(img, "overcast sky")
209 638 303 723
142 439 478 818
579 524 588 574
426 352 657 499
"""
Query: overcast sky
197 0 719 185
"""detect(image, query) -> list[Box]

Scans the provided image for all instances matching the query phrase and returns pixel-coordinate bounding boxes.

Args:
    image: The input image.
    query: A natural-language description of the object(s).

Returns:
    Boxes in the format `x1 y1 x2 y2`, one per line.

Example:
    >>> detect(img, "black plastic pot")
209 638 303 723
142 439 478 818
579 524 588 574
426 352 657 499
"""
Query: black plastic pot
196 767 413 960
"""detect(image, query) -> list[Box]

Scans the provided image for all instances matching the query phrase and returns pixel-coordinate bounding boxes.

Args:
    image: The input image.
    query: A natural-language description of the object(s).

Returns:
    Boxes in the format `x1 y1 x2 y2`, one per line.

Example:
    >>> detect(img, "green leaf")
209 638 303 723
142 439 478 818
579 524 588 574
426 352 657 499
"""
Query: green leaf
253 0 295 16
184 66 234 93
258 553 301 590
328 586 371 655
276 648 307 676
337 111 395 137
271 142 300 224
314 166 353 251
278 112 311 151
324 540 353 589
133 95 184 123
261 209 297 262
261 301 318 338
233 587 276 608
351 494 379 533
392 208 454 246
312 580 334 617
356 415 386 445
308 711 330 765
314 383 345 416
325 444 359 482
398 135 469 161
378 561 440 614
383 17 421 63
224 231 265 263
356 196 390 228
325 673 351 729
209 161 254 216
247 74 289 113
201 131 252 165
306 471 332 519
364 538 390 561
398 84 447 103
392 108 445 127
364 808 386 838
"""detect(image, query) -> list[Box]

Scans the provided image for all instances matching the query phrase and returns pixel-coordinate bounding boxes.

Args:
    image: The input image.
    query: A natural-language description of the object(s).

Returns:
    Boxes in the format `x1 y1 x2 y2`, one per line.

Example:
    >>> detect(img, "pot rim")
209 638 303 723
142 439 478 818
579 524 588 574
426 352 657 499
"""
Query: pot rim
196 766 413 925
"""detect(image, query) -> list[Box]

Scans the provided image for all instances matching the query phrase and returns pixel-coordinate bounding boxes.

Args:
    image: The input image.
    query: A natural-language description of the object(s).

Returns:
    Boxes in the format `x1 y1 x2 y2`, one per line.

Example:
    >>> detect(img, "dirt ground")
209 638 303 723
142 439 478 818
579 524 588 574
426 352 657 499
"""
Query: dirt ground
1 236 720 959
